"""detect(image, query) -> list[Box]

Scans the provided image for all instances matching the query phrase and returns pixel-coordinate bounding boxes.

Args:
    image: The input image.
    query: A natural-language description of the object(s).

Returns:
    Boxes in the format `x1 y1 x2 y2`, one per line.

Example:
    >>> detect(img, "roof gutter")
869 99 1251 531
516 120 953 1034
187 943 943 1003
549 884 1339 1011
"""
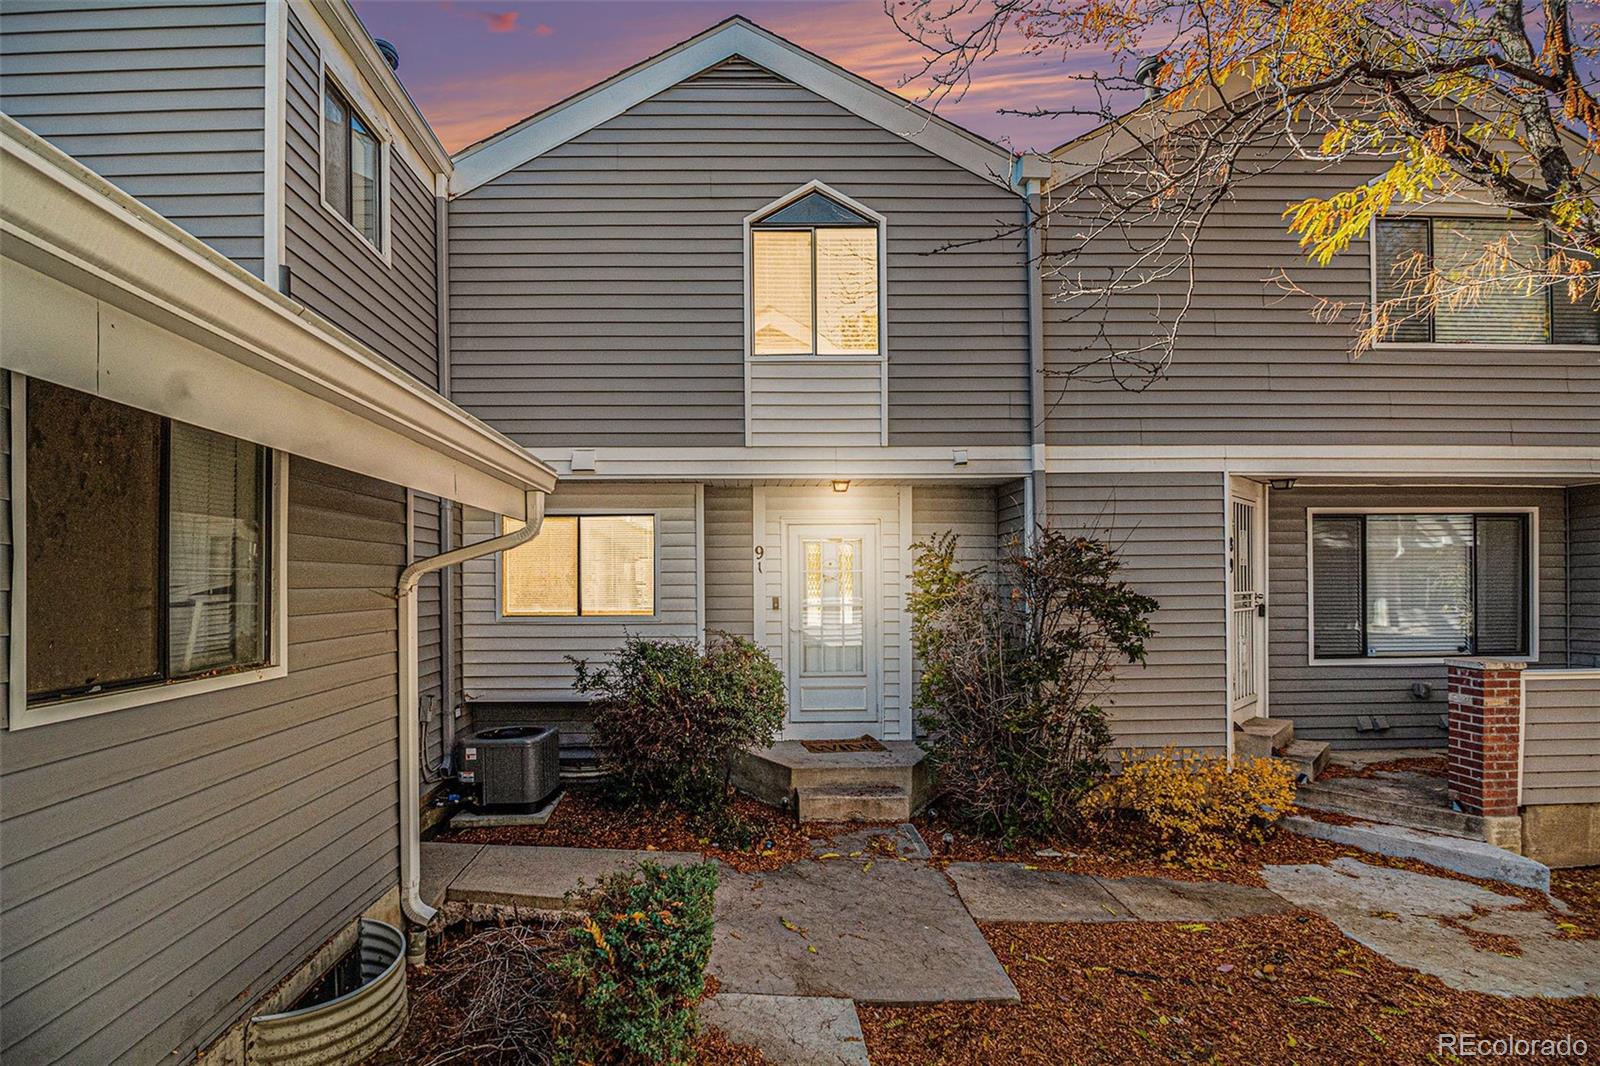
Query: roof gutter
397 489 546 926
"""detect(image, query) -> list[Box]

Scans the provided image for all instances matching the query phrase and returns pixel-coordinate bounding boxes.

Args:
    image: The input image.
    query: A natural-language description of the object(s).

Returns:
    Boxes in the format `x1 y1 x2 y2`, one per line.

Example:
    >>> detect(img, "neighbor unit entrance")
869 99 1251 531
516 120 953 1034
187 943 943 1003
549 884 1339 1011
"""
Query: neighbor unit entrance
1230 481 1267 721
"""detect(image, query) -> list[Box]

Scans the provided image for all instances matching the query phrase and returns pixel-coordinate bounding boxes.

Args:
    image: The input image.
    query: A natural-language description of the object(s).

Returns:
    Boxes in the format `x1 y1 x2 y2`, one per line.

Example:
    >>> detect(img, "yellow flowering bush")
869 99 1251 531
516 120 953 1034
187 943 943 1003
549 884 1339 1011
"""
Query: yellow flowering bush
1080 747 1296 865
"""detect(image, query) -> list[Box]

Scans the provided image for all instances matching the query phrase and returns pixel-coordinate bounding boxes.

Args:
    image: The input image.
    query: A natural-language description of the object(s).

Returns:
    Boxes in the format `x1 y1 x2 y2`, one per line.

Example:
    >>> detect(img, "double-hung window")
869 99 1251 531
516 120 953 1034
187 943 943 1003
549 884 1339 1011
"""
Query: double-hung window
23 379 276 710
750 190 880 356
1310 511 1532 660
500 515 655 617
1374 217 1598 344
323 76 383 249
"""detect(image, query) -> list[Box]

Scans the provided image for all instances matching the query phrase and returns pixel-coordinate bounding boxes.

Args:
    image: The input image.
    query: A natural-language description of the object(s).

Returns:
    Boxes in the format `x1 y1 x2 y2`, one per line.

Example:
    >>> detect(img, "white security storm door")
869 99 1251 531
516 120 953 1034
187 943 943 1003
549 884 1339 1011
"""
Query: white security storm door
786 524 880 732
1230 489 1266 720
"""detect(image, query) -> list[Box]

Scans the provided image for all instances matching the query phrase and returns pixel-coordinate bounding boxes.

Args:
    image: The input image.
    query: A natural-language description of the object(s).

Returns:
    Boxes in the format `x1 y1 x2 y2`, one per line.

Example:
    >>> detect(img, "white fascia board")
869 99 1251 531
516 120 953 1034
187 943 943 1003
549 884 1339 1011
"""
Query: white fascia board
1044 444 1600 480
0 116 553 516
531 446 1032 481
451 18 1016 196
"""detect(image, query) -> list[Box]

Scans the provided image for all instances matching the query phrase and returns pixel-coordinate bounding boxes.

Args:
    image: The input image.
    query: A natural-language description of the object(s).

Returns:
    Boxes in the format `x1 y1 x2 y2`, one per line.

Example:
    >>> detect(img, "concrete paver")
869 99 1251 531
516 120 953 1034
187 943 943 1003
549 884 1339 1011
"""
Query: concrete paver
699 994 869 1066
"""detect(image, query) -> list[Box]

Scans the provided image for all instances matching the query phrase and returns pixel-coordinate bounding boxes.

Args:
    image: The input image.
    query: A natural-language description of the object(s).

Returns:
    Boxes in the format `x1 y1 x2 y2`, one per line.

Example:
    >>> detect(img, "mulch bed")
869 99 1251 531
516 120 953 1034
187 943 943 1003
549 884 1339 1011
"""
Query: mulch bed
858 912 1600 1065
437 788 860 873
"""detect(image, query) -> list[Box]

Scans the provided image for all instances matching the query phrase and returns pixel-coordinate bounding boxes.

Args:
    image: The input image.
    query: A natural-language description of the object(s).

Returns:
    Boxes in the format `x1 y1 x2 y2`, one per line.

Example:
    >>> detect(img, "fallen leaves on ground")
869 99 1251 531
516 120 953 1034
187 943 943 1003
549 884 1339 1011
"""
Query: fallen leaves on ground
857 912 1600 1065
1318 756 1448 781
437 789 815 872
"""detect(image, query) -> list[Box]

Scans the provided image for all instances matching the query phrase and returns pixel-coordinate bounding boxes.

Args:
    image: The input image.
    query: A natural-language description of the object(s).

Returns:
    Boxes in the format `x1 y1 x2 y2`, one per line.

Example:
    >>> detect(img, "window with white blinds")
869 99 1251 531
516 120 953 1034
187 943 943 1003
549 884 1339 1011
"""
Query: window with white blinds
751 190 879 356
26 381 274 704
1374 217 1599 344
501 514 655 617
1310 512 1532 659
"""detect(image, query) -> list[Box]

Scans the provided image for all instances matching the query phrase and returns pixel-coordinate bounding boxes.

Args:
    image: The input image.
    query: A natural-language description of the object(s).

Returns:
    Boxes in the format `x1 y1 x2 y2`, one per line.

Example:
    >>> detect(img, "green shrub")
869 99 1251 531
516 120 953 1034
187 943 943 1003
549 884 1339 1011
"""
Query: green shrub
1080 748 1298 864
911 527 1158 845
570 633 785 819
554 861 719 1066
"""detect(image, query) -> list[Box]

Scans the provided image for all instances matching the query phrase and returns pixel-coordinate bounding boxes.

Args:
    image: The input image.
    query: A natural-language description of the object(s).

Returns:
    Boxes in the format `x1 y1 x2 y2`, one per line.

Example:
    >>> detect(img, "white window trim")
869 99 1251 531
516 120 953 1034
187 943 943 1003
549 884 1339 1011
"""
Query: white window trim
743 180 889 446
494 509 663 623
7 375 291 730
1367 215 1598 353
1303 504 1540 668
317 60 393 265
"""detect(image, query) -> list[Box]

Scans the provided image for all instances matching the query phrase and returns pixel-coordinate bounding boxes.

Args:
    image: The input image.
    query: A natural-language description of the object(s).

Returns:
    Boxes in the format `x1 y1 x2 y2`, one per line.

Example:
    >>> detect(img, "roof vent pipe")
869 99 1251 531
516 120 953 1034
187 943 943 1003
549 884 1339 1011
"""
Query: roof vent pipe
374 38 400 71
1134 56 1164 101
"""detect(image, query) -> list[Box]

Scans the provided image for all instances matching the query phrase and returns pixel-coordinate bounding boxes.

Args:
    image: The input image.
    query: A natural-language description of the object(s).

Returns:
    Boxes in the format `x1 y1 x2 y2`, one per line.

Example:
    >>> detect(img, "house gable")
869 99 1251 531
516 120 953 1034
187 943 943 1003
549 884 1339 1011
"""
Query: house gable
449 17 1016 197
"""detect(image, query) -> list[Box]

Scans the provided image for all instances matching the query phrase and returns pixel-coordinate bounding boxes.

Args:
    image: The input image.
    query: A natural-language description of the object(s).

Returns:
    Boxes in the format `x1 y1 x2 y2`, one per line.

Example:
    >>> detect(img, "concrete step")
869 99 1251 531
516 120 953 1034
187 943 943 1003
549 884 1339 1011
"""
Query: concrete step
1282 815 1550 891
1278 739 1330 784
1294 779 1483 839
795 784 912 823
1235 717 1294 760
732 742 932 813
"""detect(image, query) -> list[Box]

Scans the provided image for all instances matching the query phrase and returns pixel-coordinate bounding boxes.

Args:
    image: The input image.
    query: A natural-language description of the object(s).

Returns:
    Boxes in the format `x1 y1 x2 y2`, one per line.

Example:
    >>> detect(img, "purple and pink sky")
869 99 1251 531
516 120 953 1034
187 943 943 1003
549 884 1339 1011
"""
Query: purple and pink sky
350 0 1114 154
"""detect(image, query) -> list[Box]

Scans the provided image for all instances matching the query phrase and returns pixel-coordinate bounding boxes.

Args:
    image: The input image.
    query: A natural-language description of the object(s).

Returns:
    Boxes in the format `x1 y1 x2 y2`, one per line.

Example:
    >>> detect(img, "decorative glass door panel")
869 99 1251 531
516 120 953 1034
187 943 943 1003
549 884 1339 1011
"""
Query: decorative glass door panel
801 537 865 675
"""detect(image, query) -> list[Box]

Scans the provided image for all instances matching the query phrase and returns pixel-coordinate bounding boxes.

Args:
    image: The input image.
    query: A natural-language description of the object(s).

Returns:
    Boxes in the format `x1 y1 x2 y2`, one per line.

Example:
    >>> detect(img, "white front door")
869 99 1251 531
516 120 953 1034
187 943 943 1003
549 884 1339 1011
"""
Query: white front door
785 523 880 736
1229 488 1266 721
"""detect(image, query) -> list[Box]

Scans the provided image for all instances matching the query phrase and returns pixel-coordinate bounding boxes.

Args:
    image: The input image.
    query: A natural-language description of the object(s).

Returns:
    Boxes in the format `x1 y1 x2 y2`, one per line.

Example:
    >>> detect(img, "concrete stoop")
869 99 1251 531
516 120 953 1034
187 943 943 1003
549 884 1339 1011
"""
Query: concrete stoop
1282 814 1551 891
733 741 932 823
1235 717 1329 784
1295 774 1487 840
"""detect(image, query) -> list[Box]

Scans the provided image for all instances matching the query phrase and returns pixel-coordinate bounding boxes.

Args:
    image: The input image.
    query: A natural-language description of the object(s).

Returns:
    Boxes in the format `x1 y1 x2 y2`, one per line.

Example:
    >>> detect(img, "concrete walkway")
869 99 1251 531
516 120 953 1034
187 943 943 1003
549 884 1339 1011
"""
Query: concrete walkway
946 862 1290 923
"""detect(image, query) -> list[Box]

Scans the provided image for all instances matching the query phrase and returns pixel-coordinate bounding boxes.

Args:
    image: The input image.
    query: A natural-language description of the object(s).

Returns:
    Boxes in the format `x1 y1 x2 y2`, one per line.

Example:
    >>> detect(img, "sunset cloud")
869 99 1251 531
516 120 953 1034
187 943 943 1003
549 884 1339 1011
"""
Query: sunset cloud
358 0 1125 153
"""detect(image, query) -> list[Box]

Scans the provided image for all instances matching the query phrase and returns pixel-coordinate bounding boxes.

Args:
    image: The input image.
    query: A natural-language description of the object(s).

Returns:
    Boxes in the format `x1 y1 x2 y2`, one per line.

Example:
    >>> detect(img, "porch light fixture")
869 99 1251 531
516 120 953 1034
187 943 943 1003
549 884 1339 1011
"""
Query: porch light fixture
1268 478 1298 491
832 479 850 493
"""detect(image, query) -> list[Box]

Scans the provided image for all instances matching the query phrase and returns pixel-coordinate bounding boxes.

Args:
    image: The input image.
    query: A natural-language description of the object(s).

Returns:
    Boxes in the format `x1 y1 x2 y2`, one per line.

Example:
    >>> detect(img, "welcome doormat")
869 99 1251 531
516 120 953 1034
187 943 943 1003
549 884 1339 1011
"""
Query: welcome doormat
801 736 887 754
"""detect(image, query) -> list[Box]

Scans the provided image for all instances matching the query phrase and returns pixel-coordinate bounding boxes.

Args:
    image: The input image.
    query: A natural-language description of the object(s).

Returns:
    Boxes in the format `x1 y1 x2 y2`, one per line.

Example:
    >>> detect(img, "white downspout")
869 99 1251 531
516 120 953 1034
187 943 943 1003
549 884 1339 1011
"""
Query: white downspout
397 488 545 926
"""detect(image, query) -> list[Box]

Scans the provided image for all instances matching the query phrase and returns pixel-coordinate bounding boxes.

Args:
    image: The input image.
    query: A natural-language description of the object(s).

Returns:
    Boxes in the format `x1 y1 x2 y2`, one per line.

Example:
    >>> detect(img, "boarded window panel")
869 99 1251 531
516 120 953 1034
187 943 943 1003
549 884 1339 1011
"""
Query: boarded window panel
817 228 879 354
1432 219 1549 343
752 230 813 354
1364 514 1474 656
1375 219 1432 342
167 422 270 677
1312 516 1364 658
579 515 655 616
1474 515 1529 655
322 84 349 217
26 381 163 697
502 515 578 616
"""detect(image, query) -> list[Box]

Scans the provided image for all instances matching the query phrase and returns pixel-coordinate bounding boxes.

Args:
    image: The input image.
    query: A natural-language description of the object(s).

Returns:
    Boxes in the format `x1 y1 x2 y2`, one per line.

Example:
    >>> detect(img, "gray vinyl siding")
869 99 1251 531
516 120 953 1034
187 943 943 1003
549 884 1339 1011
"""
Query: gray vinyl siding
283 9 439 388
449 58 1028 448
1268 486 1567 749
912 483 1000 570
0 0 267 276
1522 673 1600 805
0 445 404 1065
704 484 754 639
0 378 11 732
1046 472 1229 750
1043 148 1600 447
1572 484 1600 668
461 482 701 702
996 478 1028 551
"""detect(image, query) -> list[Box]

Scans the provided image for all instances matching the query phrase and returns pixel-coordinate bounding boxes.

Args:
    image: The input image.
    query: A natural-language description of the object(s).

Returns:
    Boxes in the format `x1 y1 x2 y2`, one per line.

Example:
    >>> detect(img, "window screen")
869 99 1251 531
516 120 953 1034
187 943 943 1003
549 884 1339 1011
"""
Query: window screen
26 382 273 704
501 514 654 617
1374 218 1431 343
27 380 164 697
1311 515 1364 658
1310 512 1531 659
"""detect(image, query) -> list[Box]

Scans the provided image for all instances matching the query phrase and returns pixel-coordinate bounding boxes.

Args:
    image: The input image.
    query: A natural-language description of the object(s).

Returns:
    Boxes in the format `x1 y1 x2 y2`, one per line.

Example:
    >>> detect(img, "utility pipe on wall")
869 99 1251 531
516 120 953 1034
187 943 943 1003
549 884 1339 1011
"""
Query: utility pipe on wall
396 489 545 926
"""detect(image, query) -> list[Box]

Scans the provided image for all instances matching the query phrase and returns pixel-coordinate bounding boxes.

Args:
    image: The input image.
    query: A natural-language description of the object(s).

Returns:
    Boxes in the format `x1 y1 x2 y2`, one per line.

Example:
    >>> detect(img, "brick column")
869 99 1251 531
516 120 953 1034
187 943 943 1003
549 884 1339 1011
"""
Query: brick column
1446 659 1523 818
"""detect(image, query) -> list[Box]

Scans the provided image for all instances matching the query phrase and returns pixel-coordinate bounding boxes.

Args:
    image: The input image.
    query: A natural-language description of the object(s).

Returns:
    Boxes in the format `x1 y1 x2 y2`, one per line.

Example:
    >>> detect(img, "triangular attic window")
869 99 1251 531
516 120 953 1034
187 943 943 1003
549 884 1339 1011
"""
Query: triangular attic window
759 191 873 227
